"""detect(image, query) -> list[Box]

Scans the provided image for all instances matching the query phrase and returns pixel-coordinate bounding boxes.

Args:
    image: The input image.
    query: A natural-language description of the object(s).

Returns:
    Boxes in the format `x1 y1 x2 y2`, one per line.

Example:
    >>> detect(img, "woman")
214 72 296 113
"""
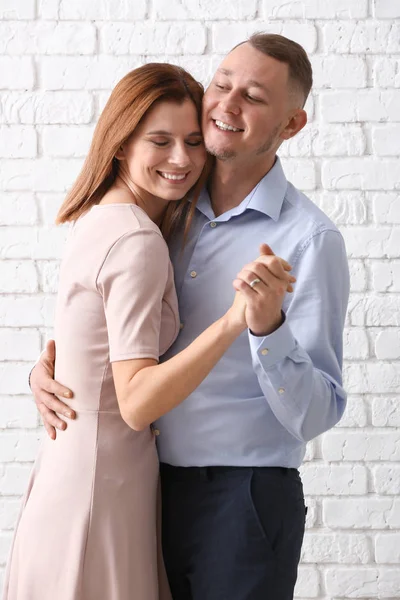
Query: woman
3 64 247 600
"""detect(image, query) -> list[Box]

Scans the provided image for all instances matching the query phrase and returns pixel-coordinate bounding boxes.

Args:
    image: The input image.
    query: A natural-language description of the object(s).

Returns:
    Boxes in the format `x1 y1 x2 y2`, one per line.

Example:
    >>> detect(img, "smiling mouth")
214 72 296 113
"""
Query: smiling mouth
213 119 243 132
157 171 190 182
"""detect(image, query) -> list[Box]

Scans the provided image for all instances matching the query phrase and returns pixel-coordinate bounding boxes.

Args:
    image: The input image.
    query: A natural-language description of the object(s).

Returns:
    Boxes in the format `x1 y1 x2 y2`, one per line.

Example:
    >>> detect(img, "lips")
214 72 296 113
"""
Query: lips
213 119 244 132
157 171 190 183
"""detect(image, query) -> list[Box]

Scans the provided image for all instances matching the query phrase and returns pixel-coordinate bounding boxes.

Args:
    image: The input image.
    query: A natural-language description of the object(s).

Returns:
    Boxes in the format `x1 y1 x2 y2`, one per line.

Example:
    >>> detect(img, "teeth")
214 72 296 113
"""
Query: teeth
215 120 241 132
159 172 187 181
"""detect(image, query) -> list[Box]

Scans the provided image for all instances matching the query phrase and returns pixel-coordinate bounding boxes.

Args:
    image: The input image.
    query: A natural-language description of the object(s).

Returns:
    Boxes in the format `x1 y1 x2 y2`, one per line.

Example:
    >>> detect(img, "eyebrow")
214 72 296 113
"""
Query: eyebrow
217 68 270 94
146 130 202 137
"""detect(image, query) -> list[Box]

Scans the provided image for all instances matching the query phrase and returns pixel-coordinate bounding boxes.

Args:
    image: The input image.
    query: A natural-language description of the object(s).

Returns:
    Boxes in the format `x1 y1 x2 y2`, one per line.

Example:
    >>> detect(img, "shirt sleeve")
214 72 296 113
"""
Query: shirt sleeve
248 228 350 442
96 228 169 363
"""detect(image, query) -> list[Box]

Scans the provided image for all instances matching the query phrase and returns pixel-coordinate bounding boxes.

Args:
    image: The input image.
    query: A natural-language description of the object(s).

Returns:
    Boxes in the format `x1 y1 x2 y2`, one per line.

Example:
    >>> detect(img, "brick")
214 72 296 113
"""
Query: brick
348 260 368 292
0 193 37 226
262 0 368 19
374 0 400 18
372 397 400 427
0 498 22 529
369 260 400 291
0 396 38 429
211 22 317 54
101 22 207 55
341 226 399 258
344 363 400 394
58 0 147 20
302 532 370 563
0 531 12 566
300 464 368 495
373 465 400 495
373 57 400 88
0 22 96 55
41 56 142 91
294 566 320 598
0 0 35 19
0 92 93 125
0 126 37 158
312 191 367 225
322 431 400 462
37 261 61 293
0 261 38 293
42 126 94 158
374 329 400 360
37 0 59 19
312 124 365 156
322 159 400 190
323 497 400 529
325 567 400 597
36 193 64 225
375 533 400 563
0 464 33 495
0 329 41 361
337 396 368 427
0 430 42 462
322 21 400 53
304 498 318 529
0 159 83 192
279 159 316 190
347 294 400 327
320 90 400 123
0 363 31 394
0 57 34 91
154 0 257 19
372 124 400 155
371 192 400 223
312 56 366 89
343 327 369 360
0 296 56 327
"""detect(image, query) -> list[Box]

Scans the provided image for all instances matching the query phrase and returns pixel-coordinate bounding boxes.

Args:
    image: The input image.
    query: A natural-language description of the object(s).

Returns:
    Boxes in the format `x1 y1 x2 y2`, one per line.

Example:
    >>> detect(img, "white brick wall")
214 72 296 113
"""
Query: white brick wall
0 1 399 597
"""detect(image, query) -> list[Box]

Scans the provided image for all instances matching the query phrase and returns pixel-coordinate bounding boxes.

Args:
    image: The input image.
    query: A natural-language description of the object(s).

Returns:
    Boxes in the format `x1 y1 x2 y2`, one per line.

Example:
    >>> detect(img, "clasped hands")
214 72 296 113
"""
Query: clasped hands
233 243 295 337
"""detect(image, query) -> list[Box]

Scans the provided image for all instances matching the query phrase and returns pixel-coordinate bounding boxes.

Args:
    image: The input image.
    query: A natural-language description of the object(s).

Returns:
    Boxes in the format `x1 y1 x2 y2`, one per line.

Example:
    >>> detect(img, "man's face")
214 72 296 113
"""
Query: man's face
202 43 297 162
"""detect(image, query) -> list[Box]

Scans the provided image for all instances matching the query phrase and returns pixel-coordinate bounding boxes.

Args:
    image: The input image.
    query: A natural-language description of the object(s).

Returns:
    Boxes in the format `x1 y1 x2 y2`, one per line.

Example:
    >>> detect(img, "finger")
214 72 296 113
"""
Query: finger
259 243 275 257
43 392 75 419
43 420 56 440
237 268 289 295
45 339 56 364
254 254 293 277
38 403 68 431
44 379 73 400
237 265 295 290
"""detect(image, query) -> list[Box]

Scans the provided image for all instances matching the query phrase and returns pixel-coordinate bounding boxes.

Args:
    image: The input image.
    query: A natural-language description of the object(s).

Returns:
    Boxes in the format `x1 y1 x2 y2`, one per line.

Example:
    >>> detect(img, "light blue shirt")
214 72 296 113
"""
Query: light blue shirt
156 157 350 468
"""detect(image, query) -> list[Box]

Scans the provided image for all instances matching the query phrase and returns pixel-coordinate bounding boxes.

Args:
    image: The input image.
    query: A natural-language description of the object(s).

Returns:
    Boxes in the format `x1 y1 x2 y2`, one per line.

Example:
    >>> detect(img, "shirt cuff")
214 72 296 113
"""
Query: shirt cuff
248 317 297 369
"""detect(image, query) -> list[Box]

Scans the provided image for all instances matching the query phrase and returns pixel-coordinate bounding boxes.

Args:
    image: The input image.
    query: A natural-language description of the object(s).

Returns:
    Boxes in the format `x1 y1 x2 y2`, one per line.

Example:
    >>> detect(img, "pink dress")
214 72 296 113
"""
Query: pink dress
3 204 179 600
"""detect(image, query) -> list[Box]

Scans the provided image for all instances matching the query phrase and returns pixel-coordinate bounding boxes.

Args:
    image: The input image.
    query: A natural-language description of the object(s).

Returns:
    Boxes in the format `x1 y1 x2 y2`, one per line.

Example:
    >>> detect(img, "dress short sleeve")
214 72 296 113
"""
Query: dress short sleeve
96 228 170 362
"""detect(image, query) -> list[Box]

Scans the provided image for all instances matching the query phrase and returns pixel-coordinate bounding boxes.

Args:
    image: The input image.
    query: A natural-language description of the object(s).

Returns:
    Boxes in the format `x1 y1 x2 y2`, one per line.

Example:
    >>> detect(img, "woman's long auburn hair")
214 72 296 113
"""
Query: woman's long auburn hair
56 63 211 241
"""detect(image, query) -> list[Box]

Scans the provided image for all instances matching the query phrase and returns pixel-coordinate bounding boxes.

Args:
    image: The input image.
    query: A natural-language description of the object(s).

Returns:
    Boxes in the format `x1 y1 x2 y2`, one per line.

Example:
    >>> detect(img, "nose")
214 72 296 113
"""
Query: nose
219 90 240 116
168 142 191 167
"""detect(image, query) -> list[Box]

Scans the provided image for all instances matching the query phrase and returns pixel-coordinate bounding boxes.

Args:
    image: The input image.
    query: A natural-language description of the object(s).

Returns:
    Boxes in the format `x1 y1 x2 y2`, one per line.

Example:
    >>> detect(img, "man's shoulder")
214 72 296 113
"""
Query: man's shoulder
282 182 341 239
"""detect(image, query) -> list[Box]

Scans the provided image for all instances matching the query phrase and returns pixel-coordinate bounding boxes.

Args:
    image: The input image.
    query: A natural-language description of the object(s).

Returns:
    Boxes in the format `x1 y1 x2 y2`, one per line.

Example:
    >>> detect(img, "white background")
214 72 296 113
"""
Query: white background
1 0 400 598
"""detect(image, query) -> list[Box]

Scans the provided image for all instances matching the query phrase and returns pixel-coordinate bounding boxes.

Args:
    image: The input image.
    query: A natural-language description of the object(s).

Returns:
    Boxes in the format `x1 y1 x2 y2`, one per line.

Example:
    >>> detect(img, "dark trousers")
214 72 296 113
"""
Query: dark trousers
160 463 306 600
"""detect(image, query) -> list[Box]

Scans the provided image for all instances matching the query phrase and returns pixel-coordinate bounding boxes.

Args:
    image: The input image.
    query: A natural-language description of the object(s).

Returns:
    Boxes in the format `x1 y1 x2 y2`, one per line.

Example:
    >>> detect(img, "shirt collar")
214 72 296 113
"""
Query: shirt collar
195 157 288 223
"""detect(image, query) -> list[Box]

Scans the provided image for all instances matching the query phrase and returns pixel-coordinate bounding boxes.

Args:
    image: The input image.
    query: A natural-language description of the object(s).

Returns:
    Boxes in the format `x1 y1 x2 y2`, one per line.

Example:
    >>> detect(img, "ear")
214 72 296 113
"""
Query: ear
115 145 125 160
280 109 307 141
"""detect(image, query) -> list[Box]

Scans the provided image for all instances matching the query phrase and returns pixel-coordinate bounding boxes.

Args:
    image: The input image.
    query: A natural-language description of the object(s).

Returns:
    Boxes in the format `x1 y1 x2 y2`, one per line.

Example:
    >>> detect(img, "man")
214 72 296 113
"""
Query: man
30 34 349 600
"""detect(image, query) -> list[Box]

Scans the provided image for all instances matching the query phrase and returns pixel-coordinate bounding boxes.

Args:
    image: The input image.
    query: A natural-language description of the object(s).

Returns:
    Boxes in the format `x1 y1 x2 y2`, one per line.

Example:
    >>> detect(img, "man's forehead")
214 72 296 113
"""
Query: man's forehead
216 47 289 87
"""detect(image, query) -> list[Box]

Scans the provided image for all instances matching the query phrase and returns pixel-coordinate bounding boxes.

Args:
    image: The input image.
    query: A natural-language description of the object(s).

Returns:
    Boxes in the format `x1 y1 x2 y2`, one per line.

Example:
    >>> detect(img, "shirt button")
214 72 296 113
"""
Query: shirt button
278 388 285 395
210 221 217 228
261 348 269 356
153 428 160 436
180 322 184 330
190 270 197 278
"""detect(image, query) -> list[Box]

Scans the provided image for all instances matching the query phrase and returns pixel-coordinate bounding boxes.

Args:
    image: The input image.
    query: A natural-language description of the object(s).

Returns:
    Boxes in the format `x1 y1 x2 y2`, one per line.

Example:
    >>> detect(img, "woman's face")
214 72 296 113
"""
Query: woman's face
119 98 206 203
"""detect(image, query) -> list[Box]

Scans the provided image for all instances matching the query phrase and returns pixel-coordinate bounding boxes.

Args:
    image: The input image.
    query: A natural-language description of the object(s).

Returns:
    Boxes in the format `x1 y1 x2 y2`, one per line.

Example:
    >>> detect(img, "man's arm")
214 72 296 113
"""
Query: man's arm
245 230 349 442
30 340 75 439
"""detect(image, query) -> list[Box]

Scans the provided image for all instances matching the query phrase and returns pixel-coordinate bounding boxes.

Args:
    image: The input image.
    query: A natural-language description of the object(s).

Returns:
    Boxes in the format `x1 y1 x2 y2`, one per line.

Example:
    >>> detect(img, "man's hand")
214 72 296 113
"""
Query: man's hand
30 339 75 440
233 243 295 336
